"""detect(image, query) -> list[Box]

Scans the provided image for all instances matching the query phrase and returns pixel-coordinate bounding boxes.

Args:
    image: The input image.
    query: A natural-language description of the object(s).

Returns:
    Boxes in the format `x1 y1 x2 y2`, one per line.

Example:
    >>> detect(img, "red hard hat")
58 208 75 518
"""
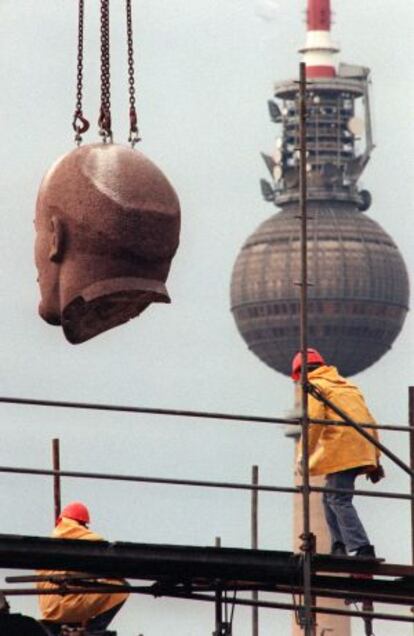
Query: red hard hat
58 501 90 525
291 348 325 381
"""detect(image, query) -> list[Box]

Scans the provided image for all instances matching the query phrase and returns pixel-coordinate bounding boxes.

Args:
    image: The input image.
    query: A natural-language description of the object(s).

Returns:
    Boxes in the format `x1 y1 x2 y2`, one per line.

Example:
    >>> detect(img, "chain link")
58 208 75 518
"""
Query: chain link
73 0 137 146
126 0 141 147
98 0 112 143
72 0 90 145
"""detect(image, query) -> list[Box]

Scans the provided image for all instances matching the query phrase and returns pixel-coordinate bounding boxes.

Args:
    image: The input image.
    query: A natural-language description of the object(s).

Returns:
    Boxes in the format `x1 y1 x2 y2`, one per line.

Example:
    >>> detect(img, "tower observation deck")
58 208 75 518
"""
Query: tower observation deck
230 0 409 377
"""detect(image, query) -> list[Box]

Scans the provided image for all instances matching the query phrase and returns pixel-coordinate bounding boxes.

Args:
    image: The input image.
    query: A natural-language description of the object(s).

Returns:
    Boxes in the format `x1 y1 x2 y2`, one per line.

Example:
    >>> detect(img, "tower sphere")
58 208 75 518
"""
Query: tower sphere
230 201 409 377
230 0 410 378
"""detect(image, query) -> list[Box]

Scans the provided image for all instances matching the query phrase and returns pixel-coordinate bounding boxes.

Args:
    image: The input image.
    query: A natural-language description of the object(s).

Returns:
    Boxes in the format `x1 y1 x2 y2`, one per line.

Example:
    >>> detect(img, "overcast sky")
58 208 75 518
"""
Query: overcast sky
0 1 413 635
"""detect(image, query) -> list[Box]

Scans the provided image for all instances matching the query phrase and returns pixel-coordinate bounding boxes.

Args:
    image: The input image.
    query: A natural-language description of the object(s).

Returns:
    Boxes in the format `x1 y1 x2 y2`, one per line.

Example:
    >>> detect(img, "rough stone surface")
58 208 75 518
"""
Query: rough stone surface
34 144 180 344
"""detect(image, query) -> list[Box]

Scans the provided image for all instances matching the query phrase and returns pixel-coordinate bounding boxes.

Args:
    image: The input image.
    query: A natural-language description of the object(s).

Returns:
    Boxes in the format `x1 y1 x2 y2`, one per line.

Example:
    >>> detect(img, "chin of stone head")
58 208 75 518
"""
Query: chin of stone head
34 144 180 344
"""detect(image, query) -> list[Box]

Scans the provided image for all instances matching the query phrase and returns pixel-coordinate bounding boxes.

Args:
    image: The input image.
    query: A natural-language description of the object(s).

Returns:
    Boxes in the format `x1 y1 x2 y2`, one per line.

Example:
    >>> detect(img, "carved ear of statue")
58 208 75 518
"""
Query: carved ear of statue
48 215 65 263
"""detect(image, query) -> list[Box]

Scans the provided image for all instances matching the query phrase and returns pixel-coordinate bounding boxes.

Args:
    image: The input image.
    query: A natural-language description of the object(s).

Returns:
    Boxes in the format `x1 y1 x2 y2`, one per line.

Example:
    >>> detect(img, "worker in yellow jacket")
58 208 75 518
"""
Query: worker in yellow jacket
292 349 384 558
38 502 129 635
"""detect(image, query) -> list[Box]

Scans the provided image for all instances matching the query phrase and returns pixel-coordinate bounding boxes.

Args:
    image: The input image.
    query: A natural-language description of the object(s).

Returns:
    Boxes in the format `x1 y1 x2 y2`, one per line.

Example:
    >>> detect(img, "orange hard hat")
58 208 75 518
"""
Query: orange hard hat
58 501 90 525
291 348 325 381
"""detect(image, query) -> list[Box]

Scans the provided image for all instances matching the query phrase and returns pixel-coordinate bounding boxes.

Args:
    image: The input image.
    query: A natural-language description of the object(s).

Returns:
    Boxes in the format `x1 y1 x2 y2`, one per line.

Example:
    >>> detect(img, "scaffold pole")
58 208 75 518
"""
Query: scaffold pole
52 439 61 524
409 386 414 633
251 465 259 636
298 60 315 636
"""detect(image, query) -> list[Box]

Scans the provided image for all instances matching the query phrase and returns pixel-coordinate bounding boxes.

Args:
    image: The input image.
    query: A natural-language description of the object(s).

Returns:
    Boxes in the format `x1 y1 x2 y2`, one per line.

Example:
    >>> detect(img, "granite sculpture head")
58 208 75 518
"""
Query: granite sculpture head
34 144 180 343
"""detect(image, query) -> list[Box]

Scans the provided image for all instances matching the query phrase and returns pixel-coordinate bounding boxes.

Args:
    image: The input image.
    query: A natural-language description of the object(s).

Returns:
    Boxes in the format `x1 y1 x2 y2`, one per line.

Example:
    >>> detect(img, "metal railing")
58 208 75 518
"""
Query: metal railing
0 384 414 635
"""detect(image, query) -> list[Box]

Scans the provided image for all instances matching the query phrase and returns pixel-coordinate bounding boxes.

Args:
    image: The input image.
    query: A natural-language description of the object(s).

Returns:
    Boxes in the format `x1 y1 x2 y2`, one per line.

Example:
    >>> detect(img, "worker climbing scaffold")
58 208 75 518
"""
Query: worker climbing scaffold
292 347 392 635
292 347 385 559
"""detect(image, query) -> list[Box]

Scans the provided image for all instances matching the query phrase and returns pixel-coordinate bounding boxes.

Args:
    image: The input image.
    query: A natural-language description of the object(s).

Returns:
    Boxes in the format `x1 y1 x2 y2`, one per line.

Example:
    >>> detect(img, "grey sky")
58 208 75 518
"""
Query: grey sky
0 1 413 634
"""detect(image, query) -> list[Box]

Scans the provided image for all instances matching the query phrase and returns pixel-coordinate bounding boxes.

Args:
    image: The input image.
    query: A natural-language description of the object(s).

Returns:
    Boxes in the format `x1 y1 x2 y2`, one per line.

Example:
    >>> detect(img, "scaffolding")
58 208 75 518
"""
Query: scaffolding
1 63 414 636
1 385 414 635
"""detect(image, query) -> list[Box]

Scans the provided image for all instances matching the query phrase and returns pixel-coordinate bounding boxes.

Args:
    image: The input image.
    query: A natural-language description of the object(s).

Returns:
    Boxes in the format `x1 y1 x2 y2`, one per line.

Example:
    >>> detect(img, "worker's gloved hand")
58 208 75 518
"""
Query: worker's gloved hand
295 460 303 476
366 464 385 484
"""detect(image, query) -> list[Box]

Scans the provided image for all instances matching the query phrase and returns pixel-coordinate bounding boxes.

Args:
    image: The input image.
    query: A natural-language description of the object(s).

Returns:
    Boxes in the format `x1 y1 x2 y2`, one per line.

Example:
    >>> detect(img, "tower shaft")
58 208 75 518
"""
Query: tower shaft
307 0 331 31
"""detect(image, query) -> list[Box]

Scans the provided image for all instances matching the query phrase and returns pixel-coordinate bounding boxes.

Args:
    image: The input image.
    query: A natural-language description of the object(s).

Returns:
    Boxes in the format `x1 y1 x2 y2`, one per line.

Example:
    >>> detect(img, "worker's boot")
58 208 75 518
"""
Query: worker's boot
355 544 376 559
331 541 346 556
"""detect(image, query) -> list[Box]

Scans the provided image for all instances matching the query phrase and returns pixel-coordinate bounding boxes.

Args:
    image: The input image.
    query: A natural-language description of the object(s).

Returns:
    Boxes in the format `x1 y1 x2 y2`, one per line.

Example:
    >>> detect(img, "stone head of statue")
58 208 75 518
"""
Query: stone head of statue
34 143 180 344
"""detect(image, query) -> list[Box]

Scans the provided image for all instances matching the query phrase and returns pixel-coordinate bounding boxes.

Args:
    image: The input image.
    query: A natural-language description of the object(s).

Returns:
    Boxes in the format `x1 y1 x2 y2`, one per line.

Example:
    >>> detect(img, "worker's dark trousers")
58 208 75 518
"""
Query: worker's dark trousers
323 467 370 552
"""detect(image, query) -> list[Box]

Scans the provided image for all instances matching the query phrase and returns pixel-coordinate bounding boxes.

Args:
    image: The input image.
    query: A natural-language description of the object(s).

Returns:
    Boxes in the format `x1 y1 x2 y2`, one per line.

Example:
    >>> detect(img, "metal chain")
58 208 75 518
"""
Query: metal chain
126 0 141 146
72 0 90 145
98 0 112 142
72 0 138 146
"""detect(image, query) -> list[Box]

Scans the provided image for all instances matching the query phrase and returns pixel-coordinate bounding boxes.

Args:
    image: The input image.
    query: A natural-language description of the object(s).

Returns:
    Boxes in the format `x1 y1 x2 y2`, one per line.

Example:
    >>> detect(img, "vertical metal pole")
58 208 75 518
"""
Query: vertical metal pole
299 61 314 636
52 439 61 524
215 588 223 636
409 386 414 635
251 465 259 636
214 537 223 636
410 388 414 563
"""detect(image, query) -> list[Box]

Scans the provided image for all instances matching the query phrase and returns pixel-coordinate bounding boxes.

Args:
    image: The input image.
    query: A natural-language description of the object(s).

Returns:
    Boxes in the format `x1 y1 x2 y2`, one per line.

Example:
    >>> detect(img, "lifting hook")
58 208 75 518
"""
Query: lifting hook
72 111 90 135
72 111 90 145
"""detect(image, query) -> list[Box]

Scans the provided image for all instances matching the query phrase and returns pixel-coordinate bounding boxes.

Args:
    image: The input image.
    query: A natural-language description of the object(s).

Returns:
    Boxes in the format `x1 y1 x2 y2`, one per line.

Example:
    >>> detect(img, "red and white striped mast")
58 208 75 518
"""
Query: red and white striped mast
300 0 339 78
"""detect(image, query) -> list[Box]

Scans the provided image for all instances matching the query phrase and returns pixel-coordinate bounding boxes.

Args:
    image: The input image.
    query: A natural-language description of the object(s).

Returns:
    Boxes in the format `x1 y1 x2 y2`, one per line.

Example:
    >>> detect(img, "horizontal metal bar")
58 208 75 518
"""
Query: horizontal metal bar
0 465 297 495
9 578 414 607
8 562 414 592
3 584 412 623
8 577 414 607
7 578 414 608
309 572 414 605
310 417 411 433
0 465 412 501
311 484 413 502
259 581 414 607
213 577 414 606
0 396 409 432
0 465 411 502
193 573 414 604
6 572 102 583
0 533 298 582
0 396 296 426
1 534 413 589
3 585 144 596
181 591 414 624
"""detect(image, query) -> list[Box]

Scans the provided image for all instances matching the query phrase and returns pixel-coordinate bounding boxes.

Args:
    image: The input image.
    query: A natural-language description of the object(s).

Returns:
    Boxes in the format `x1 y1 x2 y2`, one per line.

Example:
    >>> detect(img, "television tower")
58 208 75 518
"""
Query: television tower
231 1 409 634
230 0 409 378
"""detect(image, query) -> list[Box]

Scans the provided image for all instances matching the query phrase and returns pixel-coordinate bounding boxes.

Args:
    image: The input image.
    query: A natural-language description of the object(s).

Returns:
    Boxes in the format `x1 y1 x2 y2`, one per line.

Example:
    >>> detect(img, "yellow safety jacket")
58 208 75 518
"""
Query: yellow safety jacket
298 365 380 476
37 517 129 624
